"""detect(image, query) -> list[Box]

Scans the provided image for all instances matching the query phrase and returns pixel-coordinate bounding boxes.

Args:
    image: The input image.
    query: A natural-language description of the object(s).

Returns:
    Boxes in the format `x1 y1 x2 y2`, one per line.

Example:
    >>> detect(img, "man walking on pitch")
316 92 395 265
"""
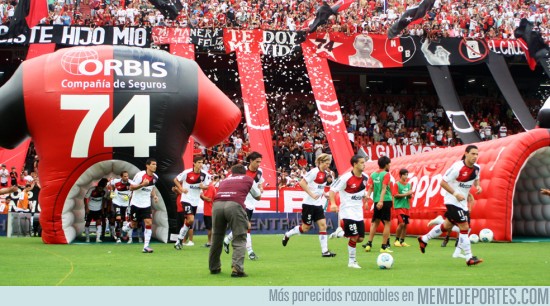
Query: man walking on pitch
209 164 261 277
418 145 483 266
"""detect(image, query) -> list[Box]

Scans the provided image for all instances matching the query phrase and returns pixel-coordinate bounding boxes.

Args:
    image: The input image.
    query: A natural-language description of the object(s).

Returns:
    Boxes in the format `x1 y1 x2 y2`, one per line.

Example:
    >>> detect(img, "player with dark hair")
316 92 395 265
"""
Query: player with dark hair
123 158 159 253
393 168 413 247
329 154 368 268
223 151 264 260
84 178 108 243
174 155 210 249
418 145 483 266
363 156 394 253
108 171 134 243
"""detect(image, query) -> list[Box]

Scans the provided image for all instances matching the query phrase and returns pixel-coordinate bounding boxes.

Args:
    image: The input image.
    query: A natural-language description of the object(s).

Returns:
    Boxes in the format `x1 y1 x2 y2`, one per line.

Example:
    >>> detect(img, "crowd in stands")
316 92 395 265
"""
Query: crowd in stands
1 0 550 42
0 0 543 185
196 83 531 186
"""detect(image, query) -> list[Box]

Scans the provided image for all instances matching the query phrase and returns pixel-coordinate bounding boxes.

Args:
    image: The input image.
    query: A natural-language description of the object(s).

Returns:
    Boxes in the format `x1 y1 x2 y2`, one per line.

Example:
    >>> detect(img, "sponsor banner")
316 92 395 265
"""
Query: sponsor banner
0 25 151 47
189 212 339 235
0 214 6 236
261 30 301 57
360 144 447 160
44 46 177 93
303 32 404 68
402 36 489 66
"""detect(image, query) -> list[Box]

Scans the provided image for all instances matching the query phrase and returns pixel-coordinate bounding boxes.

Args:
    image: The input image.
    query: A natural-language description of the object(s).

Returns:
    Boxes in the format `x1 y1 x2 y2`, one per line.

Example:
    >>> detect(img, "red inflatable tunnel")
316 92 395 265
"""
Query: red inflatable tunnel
0 46 241 244
363 129 550 241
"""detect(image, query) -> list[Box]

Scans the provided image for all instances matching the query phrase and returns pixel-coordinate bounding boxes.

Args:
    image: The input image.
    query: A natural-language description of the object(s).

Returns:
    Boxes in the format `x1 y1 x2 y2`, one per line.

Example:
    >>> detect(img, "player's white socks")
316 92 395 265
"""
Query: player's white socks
177 224 189 240
144 228 152 248
224 232 234 244
319 232 328 253
285 225 302 238
458 233 472 260
423 224 444 242
246 233 252 250
85 227 90 238
348 242 356 264
122 223 131 233
96 225 102 240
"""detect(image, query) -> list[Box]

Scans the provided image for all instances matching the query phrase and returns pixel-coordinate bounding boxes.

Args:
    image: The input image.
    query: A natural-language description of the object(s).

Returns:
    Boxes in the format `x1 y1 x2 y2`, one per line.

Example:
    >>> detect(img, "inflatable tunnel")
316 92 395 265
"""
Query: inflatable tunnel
0 45 241 244
363 129 550 241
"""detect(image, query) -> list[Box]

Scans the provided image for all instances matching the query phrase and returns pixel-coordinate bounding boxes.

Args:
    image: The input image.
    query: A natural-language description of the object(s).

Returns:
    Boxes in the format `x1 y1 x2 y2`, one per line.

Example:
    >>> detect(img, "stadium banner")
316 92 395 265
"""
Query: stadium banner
358 144 448 160
0 25 152 46
487 39 525 57
261 30 301 57
401 36 489 66
235 50 277 186
302 42 354 175
302 32 404 68
190 28 225 52
151 26 191 45
223 28 263 53
190 212 339 235
486 52 535 131
427 65 481 143
0 214 6 236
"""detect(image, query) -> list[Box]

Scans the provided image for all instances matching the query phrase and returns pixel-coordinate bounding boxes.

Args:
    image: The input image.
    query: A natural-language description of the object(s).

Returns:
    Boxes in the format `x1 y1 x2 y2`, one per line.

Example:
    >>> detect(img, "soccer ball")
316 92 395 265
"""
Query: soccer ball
479 228 494 242
377 253 394 269
469 234 479 244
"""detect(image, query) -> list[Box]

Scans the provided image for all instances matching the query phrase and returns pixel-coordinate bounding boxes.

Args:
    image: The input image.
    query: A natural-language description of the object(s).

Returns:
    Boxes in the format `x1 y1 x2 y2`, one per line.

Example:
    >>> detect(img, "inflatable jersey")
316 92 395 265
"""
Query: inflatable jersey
0 46 241 244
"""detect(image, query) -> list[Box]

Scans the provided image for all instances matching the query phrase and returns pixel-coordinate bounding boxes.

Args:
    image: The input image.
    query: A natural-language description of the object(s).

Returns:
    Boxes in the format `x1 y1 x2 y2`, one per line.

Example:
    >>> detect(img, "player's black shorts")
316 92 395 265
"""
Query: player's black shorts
182 202 198 216
343 219 365 237
372 201 392 222
86 210 103 222
245 208 253 221
444 204 470 225
203 215 212 230
128 205 152 222
301 204 325 226
111 204 128 219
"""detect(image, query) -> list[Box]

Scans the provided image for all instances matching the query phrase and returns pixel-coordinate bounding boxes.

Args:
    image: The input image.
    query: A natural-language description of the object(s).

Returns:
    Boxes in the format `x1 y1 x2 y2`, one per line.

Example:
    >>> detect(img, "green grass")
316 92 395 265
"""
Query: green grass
1 235 549 286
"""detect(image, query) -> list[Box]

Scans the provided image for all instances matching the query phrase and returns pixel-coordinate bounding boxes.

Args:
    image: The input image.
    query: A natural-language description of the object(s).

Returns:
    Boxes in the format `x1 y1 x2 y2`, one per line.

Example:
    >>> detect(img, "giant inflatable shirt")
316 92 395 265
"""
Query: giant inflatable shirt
0 46 241 244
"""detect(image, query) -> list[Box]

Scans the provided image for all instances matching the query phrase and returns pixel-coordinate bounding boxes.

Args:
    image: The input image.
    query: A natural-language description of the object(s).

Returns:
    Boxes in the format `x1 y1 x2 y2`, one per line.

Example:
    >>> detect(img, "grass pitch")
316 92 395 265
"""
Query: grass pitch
1 234 549 286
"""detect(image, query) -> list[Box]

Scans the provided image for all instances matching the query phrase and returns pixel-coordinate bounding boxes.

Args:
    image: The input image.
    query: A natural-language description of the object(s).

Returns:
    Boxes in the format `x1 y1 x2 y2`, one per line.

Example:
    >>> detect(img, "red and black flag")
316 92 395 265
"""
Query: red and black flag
514 18 550 72
387 0 435 39
307 0 355 33
1 0 48 39
148 0 183 20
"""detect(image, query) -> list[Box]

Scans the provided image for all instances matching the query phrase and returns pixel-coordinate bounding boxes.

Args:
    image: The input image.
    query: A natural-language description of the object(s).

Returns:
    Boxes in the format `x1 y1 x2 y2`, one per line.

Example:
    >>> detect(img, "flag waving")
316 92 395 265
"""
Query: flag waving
387 0 435 39
306 0 355 33
148 0 183 20
514 18 550 72
1 0 48 39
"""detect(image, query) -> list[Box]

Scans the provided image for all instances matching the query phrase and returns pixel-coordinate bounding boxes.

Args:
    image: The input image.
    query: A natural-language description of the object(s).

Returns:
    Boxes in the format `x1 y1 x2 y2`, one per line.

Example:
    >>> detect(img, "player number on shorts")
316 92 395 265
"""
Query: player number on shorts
61 94 156 158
